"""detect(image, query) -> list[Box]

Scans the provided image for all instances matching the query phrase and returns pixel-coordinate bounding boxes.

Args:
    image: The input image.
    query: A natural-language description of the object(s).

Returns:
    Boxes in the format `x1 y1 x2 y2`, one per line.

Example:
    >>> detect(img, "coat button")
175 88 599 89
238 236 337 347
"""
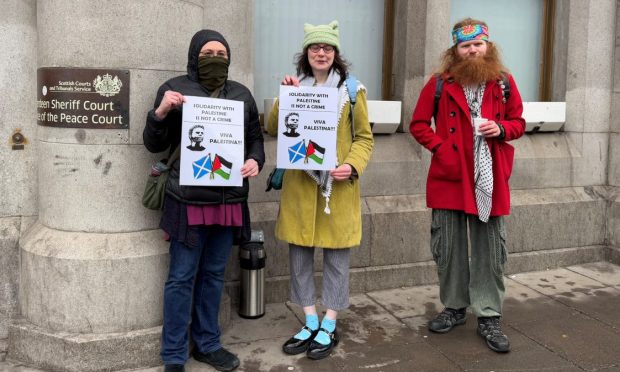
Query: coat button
452 144 458 151
496 113 501 119
449 111 456 117
449 127 455 133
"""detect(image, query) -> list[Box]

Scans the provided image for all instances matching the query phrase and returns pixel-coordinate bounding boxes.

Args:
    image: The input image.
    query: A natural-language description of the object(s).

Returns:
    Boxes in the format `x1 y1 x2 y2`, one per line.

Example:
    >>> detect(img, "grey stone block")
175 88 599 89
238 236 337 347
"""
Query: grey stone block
361 262 438 292
609 134 620 187
365 194 432 265
7 319 161 372
567 132 609 186
37 0 202 71
0 0 37 218
131 69 183 145
607 246 620 265
508 187 607 253
506 246 607 275
608 191 620 247
509 133 577 190
359 134 425 197
20 223 168 333
0 218 20 339
37 142 162 232
610 93 620 133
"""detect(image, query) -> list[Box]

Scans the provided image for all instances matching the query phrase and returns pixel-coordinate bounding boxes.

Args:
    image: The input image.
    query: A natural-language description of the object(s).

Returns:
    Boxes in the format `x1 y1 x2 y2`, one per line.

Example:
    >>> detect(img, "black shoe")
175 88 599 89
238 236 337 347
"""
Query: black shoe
164 364 185 372
193 347 240 371
283 326 319 355
428 308 467 333
477 317 510 353
306 327 339 360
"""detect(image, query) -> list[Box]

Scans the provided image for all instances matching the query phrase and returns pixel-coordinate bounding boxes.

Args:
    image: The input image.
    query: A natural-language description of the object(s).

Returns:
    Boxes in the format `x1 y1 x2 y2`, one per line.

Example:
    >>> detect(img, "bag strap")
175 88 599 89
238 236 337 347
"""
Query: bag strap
345 74 358 138
433 74 444 121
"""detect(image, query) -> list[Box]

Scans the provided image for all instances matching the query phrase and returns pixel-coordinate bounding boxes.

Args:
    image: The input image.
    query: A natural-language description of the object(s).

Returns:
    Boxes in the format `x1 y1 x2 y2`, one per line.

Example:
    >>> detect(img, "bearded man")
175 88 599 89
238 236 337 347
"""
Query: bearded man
409 18 525 353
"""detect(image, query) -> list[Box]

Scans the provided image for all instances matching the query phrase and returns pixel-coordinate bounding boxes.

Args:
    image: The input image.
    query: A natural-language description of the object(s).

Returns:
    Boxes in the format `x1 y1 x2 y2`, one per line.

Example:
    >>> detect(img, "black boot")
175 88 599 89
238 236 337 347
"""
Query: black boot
193 347 240 371
477 317 510 353
428 308 467 333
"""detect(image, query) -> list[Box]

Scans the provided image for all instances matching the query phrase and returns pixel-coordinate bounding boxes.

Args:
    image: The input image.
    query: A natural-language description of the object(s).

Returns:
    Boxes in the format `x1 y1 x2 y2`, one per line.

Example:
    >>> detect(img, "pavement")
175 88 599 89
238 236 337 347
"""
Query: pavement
2 261 620 372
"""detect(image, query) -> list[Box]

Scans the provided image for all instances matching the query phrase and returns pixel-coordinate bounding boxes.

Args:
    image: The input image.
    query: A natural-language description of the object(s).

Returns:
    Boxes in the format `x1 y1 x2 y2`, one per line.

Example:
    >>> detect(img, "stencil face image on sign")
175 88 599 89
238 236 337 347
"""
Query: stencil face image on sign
276 85 338 171
179 96 244 187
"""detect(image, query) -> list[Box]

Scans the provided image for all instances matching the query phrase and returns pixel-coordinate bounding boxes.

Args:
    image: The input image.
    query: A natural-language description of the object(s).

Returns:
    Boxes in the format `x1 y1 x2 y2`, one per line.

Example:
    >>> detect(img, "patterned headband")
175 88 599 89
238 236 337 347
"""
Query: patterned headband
452 24 489 45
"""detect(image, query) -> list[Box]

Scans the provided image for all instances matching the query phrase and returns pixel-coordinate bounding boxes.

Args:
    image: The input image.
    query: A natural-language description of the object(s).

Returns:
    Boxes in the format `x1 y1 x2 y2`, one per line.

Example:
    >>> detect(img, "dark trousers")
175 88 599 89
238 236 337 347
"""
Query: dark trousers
160 226 233 364
431 209 507 317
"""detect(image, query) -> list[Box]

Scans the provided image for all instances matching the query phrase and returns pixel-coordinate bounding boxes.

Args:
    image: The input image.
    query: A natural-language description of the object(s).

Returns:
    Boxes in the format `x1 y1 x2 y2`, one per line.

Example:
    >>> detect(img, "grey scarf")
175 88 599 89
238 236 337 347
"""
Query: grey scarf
298 69 342 214
464 83 493 222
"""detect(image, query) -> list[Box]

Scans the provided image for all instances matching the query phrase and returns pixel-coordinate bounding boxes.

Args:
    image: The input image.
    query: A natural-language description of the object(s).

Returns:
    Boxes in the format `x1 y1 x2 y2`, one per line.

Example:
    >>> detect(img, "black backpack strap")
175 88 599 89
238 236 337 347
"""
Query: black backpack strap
433 75 444 121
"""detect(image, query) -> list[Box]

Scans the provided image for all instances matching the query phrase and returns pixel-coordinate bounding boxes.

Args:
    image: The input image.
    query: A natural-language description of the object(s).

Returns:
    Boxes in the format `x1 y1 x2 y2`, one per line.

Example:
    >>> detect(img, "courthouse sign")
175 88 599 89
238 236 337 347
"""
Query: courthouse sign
37 67 129 129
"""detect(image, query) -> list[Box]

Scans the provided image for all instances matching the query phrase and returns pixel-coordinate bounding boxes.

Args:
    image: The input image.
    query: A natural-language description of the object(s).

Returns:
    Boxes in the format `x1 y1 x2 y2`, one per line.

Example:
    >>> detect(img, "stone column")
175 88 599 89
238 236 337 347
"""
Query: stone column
0 0 37 346
7 1 204 371
607 0 620 261
564 0 615 186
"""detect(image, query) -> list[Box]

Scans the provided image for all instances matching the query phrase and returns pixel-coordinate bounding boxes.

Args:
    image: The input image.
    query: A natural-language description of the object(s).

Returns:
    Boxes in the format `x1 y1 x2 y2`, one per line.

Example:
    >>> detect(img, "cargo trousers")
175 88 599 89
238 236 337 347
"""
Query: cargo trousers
430 209 508 317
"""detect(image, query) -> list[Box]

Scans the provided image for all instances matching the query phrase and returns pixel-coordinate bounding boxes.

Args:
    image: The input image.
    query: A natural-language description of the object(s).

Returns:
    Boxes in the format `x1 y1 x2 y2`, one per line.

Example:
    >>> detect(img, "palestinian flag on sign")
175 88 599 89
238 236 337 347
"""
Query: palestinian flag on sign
306 140 325 165
212 154 232 180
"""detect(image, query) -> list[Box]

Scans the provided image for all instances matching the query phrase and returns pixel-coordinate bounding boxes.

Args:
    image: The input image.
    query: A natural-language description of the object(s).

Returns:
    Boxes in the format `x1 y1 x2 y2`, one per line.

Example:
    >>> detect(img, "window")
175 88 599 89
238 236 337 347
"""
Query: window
254 0 386 113
450 0 555 101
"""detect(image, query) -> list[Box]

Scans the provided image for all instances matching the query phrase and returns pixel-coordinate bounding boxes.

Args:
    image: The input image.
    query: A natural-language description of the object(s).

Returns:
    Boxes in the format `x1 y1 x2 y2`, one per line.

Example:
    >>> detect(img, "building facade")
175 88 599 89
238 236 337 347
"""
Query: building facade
0 0 618 370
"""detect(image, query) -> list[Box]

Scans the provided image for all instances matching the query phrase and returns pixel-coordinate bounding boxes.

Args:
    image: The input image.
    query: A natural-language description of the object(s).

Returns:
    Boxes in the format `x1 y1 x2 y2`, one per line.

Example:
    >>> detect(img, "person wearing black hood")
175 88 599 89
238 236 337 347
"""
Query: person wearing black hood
143 30 265 372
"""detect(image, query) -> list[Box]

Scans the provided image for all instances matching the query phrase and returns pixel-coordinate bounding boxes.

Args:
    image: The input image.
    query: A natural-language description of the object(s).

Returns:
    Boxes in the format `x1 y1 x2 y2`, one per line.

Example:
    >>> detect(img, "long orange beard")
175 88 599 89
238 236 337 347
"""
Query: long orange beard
450 55 503 86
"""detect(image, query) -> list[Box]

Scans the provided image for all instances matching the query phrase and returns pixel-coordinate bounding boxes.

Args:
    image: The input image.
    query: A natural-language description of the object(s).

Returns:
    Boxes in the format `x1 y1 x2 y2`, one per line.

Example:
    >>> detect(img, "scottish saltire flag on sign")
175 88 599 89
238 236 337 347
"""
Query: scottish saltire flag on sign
213 154 232 180
288 141 307 163
276 85 338 170
192 155 212 179
306 140 325 165
180 96 244 186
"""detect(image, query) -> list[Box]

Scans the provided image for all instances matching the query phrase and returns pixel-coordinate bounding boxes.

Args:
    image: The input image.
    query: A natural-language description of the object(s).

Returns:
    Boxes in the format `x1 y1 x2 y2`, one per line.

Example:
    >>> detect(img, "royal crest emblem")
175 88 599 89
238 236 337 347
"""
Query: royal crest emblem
93 73 123 97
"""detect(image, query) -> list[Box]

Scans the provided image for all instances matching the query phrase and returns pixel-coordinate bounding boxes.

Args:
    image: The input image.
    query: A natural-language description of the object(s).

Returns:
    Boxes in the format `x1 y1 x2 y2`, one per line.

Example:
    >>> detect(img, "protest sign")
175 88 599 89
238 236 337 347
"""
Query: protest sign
180 96 244 186
277 86 338 170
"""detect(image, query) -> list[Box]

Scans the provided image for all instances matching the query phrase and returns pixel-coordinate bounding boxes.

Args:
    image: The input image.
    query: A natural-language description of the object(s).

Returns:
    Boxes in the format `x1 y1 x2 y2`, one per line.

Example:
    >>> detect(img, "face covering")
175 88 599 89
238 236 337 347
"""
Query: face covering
198 56 229 91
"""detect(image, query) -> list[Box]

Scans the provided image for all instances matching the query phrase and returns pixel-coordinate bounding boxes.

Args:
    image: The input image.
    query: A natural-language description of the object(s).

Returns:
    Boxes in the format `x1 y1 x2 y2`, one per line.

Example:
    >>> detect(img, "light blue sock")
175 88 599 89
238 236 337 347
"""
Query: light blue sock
294 314 319 340
314 317 336 345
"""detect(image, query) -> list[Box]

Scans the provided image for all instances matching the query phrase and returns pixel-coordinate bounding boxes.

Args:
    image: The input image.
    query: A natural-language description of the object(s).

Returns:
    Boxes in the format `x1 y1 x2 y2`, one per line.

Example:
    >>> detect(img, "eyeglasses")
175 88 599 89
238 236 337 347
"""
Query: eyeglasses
308 44 335 54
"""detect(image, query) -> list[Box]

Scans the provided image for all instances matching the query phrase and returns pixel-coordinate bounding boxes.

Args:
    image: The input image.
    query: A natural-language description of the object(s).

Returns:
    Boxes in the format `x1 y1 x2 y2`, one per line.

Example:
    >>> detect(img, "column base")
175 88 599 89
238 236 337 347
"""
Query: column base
7 318 161 371
7 292 231 372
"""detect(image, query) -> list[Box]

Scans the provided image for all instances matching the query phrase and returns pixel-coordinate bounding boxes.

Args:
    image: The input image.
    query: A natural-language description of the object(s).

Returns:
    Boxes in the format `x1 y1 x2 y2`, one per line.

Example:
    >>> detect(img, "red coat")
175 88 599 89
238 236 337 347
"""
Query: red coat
410 74 525 216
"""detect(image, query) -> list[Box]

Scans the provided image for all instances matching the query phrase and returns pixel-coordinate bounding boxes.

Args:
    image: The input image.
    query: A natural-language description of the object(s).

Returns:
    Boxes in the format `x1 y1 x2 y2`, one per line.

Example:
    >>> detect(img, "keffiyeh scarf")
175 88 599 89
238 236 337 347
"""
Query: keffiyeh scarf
463 83 493 222
298 69 344 214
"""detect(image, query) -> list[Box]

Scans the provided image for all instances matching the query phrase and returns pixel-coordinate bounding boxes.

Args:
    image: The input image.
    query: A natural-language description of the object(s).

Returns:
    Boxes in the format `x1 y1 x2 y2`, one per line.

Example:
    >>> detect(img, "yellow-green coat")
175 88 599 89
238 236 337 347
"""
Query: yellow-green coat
267 87 374 248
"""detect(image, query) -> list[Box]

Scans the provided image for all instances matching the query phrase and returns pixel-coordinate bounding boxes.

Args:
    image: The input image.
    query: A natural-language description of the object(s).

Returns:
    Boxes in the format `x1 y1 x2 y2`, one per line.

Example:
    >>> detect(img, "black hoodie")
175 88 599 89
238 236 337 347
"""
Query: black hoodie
143 29 265 205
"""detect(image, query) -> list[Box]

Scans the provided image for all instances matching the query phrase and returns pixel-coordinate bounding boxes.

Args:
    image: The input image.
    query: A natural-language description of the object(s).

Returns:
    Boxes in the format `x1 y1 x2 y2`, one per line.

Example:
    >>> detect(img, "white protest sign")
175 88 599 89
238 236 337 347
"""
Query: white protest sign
276 85 338 170
180 96 244 186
